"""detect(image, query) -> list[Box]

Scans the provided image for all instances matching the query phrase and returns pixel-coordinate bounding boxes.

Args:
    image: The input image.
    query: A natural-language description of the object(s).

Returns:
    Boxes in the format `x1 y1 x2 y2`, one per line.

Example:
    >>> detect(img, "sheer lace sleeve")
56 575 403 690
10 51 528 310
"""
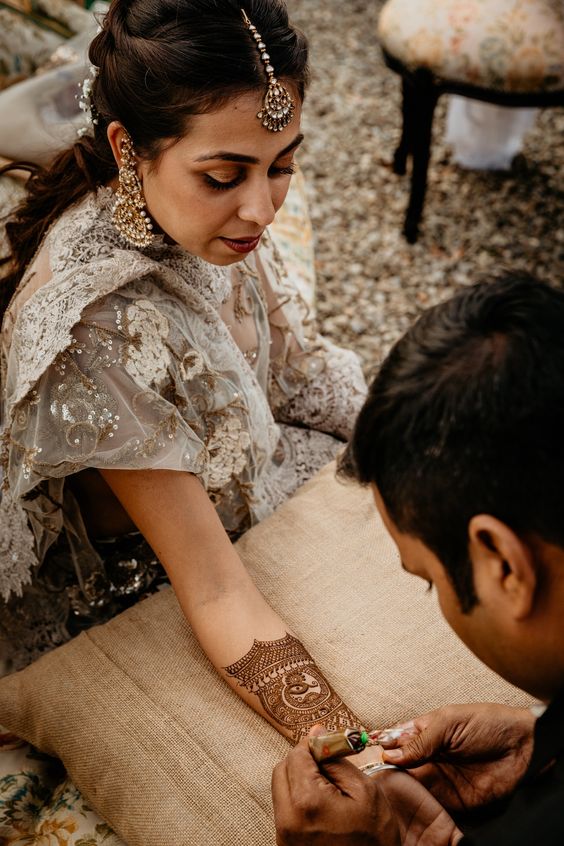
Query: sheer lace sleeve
5 292 246 500
255 234 367 441
272 337 367 441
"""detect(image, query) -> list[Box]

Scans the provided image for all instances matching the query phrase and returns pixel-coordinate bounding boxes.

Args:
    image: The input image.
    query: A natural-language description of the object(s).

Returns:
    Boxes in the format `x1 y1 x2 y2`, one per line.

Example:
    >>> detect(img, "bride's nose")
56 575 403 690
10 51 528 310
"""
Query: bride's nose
237 178 276 227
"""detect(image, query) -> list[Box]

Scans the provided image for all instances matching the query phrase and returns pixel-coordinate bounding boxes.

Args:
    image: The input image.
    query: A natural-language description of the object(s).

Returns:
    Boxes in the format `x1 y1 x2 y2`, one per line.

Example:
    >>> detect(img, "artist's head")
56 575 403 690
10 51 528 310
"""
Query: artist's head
341 274 564 700
1 0 308 309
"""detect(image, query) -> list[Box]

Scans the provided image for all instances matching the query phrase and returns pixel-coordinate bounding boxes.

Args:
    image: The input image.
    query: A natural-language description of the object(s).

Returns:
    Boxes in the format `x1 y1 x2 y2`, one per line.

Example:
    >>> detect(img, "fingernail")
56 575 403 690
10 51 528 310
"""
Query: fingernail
376 731 398 744
371 723 417 744
376 729 410 744
383 749 403 761
308 724 327 737
388 722 416 736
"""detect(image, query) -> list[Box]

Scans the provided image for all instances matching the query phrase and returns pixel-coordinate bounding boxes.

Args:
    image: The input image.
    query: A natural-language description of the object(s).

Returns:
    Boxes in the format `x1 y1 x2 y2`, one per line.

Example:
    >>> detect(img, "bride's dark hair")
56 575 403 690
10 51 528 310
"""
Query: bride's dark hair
0 0 308 316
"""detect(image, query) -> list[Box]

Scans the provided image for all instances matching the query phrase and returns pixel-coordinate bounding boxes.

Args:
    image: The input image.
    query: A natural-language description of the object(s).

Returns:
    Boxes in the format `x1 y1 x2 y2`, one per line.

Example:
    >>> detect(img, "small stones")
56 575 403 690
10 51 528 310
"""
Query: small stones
285 0 564 376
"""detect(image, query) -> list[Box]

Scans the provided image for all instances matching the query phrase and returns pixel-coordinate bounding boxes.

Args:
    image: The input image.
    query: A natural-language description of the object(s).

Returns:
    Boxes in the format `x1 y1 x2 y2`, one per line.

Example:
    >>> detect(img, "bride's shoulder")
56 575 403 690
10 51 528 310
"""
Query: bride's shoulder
48 188 133 272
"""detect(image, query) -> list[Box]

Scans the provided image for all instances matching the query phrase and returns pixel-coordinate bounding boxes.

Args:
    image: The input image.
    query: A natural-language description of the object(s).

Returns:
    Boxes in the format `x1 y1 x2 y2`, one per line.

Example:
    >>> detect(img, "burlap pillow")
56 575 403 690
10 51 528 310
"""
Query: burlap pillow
0 463 532 846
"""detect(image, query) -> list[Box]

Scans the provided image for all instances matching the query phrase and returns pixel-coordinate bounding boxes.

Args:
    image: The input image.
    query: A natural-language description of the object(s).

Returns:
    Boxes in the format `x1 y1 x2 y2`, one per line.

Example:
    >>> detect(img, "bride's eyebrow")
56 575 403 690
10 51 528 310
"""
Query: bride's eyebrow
194 133 304 164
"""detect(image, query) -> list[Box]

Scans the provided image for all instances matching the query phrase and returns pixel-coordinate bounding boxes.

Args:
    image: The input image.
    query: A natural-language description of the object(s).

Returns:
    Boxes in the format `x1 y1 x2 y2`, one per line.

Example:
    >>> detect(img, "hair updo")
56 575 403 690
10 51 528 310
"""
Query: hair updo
89 0 308 158
0 0 309 315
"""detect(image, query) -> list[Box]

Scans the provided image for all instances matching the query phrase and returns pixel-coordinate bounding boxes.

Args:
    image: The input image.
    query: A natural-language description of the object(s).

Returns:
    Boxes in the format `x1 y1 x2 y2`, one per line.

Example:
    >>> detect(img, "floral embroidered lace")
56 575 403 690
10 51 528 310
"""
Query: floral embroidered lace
0 187 367 670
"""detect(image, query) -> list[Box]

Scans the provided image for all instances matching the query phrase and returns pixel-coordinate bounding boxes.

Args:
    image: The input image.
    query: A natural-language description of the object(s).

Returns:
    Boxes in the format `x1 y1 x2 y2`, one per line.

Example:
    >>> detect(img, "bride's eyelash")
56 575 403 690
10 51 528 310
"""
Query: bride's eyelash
204 163 297 192
272 164 297 176
204 172 245 192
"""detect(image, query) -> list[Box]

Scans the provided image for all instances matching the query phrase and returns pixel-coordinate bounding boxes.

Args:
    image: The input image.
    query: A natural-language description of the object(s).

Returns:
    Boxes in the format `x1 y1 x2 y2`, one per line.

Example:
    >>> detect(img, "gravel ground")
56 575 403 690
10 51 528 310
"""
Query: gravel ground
288 0 564 377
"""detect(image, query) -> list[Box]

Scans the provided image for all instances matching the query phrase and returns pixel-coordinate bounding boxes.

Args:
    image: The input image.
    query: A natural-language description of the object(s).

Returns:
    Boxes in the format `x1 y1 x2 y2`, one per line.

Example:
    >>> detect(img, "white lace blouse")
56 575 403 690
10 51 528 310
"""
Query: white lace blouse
0 188 366 612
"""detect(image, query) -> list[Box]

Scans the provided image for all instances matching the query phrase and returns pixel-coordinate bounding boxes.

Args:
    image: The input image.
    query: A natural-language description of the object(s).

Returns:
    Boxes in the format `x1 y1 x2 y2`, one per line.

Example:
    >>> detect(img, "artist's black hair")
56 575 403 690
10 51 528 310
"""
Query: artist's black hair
340 274 564 612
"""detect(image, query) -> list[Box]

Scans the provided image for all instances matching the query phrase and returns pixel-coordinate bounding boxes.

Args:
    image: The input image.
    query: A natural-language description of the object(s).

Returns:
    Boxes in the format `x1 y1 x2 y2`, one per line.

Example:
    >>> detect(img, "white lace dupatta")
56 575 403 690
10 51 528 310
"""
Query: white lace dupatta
0 189 366 602
1 193 253 599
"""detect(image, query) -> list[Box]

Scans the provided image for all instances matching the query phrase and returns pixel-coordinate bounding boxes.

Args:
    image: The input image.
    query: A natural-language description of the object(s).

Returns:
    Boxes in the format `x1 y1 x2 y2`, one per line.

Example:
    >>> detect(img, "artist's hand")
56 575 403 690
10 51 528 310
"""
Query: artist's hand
380 703 536 813
272 737 462 846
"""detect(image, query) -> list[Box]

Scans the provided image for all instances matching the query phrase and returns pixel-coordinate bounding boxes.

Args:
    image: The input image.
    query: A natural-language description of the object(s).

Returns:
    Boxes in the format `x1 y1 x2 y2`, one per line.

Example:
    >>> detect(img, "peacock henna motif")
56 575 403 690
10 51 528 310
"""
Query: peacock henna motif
223 633 359 741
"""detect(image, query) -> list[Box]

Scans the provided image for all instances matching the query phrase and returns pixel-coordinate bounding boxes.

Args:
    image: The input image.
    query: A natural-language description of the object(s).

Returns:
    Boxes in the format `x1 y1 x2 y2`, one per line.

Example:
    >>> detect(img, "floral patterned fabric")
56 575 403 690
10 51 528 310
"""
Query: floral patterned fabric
0 727 124 845
0 0 92 90
269 167 316 310
378 0 564 93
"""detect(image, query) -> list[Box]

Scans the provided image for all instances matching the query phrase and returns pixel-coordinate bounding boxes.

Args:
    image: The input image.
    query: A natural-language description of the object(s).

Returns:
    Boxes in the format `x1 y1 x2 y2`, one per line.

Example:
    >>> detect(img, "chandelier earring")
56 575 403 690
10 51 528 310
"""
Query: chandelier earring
111 132 155 248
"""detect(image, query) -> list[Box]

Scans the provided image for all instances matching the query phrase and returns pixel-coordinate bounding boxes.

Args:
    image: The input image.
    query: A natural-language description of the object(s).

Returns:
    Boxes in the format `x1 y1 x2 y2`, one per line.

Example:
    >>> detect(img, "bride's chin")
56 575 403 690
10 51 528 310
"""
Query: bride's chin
202 250 248 267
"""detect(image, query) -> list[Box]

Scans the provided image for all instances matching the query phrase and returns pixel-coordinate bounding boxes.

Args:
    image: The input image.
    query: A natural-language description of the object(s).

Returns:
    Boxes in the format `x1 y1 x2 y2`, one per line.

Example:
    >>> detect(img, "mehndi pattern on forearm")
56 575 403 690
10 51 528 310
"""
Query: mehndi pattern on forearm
224 632 359 742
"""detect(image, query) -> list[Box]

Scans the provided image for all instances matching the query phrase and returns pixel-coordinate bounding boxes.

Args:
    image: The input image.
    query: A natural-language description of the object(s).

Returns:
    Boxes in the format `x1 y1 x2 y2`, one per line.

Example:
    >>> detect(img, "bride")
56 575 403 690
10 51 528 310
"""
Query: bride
0 0 366 740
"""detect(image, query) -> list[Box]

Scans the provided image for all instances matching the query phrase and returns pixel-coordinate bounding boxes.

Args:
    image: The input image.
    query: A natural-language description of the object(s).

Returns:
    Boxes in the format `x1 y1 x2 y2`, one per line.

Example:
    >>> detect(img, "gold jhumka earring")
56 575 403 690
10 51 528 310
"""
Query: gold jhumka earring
241 9 295 132
111 132 155 248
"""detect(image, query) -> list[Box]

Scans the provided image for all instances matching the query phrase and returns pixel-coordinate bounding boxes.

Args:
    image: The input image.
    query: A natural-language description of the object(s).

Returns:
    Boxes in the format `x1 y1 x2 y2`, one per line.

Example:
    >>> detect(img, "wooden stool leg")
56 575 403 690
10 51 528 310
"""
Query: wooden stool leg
404 75 439 243
393 76 416 176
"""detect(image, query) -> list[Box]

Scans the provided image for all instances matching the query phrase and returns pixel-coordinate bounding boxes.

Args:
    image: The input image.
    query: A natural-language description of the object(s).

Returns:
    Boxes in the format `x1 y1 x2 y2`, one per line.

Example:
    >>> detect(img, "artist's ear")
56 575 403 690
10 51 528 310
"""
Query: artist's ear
107 121 128 169
468 515 537 620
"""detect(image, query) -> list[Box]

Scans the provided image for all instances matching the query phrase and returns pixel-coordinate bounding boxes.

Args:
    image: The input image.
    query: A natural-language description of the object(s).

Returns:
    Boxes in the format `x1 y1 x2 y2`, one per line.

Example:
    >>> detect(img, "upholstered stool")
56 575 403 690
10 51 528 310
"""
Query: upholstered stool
378 0 564 242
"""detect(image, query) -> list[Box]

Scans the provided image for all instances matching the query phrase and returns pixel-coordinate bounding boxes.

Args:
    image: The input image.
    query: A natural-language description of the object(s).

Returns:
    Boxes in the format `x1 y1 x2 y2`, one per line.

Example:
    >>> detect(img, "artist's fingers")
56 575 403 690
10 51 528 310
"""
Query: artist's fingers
383 715 448 767
272 754 310 843
272 744 331 810
271 754 292 811
375 720 418 747
284 738 339 798
321 756 373 798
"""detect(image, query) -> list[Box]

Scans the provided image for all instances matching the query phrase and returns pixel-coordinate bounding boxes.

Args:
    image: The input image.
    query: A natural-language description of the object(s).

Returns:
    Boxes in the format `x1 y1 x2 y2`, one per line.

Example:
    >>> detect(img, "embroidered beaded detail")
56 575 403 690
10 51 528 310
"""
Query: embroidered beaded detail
0 187 367 666
242 9 295 132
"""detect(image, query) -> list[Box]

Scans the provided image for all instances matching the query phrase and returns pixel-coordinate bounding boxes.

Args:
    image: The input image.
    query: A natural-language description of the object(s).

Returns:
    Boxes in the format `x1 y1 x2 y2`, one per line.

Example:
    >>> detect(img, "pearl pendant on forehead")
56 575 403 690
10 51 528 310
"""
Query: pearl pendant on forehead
241 9 296 132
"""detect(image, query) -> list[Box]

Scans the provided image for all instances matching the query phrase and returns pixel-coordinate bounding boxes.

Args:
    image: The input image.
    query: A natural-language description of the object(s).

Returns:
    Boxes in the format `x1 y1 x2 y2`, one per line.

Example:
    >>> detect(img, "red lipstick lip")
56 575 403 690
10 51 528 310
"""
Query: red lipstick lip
219 234 262 254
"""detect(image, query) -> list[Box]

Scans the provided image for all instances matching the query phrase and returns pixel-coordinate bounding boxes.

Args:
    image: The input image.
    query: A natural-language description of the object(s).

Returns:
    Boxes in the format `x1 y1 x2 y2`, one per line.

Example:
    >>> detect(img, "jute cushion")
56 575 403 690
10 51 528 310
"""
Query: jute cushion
0 463 532 846
378 0 564 93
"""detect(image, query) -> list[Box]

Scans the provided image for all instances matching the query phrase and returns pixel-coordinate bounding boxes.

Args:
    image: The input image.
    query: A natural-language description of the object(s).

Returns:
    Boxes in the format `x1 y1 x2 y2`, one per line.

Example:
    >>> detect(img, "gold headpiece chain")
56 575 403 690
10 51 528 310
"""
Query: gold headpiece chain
242 8 295 132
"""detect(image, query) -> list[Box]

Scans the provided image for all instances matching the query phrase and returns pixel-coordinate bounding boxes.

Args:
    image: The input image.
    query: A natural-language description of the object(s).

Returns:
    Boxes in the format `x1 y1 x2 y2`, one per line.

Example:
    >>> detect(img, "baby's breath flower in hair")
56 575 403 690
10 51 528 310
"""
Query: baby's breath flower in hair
76 65 99 138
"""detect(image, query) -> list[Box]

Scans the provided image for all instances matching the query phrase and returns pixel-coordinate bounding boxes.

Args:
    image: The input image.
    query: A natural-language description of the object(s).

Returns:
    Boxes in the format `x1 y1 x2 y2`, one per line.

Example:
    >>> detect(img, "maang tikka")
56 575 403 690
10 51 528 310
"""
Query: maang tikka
242 9 295 132
111 132 155 248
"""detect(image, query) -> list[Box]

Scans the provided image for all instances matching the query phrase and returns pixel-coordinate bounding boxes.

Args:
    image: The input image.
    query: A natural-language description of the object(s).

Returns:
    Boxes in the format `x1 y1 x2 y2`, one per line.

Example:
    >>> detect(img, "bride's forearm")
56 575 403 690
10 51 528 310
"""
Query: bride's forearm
191 578 360 741
100 467 361 742
223 629 360 742
161 535 361 743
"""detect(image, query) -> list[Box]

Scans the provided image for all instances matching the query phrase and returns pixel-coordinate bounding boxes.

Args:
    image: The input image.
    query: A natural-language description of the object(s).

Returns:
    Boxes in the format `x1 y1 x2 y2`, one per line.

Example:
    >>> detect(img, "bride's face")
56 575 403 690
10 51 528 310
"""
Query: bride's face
110 90 303 265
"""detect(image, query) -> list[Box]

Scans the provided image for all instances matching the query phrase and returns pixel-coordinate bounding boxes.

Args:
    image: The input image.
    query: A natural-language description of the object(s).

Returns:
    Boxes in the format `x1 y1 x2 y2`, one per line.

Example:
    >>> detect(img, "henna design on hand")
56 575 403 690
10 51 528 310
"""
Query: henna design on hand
224 632 359 742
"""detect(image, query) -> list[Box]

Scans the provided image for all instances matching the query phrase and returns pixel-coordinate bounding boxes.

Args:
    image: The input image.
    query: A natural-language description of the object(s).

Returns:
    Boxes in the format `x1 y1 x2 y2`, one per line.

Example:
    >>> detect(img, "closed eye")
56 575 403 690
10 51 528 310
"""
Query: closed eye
269 163 297 177
203 162 297 192
204 171 246 191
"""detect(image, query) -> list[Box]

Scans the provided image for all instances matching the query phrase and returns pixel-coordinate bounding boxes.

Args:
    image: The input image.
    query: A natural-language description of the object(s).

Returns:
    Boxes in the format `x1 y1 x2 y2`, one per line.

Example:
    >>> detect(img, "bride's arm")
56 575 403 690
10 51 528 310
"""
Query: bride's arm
100 466 360 743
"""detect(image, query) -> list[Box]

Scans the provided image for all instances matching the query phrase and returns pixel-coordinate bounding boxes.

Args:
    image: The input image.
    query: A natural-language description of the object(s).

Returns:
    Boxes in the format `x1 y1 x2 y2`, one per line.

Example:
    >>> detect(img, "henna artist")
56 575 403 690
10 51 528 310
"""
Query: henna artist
272 275 564 845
